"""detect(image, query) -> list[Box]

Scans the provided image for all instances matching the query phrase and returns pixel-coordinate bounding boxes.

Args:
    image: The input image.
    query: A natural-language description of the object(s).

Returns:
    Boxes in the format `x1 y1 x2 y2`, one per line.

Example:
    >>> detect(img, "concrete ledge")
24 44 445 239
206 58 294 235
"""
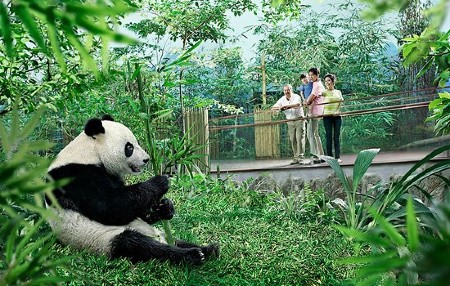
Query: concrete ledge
211 150 449 183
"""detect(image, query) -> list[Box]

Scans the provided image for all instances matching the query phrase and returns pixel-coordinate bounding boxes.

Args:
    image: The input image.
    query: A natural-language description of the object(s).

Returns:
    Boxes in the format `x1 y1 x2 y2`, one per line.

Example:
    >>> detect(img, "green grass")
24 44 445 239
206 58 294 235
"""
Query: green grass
53 174 356 285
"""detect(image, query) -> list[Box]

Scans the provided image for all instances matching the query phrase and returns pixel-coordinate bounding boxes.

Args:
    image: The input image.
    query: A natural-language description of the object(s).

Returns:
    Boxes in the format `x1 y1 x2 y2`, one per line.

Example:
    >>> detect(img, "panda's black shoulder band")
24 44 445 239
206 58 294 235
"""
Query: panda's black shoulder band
102 114 114 121
84 118 105 137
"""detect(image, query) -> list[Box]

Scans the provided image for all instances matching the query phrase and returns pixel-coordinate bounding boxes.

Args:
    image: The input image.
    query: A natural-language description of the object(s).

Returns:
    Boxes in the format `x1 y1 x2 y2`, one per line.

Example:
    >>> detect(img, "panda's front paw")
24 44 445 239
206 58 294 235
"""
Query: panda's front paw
155 198 175 220
148 175 170 197
184 248 205 265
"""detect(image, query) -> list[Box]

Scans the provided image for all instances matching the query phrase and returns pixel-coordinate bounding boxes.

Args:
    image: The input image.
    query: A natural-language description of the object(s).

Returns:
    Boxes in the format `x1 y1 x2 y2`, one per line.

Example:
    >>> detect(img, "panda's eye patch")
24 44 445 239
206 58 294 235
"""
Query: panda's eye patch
125 142 134 157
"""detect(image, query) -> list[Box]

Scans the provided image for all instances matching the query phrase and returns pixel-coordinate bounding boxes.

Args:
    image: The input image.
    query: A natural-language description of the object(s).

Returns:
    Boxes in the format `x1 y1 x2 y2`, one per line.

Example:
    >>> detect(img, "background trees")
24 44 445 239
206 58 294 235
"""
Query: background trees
1 0 449 285
1 0 445 155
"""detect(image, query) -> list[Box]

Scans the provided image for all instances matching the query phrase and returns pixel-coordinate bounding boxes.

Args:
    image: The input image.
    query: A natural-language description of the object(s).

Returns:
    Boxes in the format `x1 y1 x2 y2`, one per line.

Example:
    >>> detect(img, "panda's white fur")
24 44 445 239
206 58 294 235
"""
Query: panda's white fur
48 209 166 255
47 116 218 264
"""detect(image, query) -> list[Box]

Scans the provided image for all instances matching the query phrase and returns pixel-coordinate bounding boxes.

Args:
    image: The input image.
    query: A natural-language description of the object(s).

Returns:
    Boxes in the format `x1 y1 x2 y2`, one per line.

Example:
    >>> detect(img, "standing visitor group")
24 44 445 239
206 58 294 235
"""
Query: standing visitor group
272 67 344 165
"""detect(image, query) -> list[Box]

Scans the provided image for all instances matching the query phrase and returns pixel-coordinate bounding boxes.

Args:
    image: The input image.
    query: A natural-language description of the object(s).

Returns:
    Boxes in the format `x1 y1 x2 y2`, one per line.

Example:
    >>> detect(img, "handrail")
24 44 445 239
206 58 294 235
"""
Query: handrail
209 101 431 132
209 86 448 122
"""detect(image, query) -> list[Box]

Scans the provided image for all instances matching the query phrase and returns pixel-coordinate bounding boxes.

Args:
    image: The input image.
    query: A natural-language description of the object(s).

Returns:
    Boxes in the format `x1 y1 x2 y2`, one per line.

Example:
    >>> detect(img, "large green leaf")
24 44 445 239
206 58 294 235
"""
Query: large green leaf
352 149 380 192
406 197 419 252
323 156 351 194
395 145 450 187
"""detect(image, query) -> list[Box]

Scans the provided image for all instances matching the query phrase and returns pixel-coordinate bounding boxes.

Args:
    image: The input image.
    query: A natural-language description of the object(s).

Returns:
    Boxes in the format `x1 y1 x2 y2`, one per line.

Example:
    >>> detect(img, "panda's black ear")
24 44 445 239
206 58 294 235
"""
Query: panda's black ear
84 118 105 137
102 114 114 121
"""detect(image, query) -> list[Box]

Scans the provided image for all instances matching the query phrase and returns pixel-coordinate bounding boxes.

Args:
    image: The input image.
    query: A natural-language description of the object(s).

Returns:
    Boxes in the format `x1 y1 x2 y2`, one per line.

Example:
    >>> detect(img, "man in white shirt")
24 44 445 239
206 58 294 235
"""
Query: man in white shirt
272 84 306 164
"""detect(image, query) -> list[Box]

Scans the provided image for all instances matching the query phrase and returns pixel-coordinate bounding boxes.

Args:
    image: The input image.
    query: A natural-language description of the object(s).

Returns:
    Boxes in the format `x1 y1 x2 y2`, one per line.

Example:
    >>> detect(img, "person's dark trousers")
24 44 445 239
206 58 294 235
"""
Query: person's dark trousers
323 116 342 159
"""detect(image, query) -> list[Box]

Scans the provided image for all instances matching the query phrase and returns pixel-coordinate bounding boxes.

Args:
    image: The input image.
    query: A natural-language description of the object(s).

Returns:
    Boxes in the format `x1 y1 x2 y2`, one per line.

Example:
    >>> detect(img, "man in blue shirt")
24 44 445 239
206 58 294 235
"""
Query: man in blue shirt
298 73 315 163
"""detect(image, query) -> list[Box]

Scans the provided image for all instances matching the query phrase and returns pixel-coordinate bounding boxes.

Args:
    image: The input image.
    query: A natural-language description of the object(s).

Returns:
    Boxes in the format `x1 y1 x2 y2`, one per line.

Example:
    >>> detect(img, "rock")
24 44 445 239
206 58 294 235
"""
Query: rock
248 173 278 194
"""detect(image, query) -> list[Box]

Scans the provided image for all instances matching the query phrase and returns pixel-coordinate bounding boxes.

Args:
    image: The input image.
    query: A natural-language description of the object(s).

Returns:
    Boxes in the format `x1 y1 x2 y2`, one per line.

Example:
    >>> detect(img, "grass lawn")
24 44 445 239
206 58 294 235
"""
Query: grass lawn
53 174 356 285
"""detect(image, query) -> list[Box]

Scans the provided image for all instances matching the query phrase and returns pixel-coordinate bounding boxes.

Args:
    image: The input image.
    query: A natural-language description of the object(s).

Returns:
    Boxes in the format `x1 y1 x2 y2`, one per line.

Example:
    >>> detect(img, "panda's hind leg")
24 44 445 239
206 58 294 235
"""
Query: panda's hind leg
176 240 220 259
110 229 205 265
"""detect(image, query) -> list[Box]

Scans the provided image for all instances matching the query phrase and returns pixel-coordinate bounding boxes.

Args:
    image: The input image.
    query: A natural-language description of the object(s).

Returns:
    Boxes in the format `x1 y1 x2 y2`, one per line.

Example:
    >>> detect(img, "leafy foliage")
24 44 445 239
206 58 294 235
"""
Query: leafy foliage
263 0 309 24
358 0 412 20
141 0 256 47
361 0 450 136
336 197 420 285
274 184 338 224
0 0 137 73
185 47 254 106
255 11 337 87
325 146 450 231
427 91 450 135
324 149 381 230
402 30 450 88
331 0 398 94
332 146 450 285
0 0 138 116
0 108 77 285
337 196 450 286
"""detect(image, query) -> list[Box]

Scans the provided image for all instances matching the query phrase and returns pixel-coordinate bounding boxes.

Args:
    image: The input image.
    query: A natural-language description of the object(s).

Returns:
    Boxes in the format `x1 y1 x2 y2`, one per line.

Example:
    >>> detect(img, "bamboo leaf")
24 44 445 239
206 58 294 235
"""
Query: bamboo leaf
416 57 434 78
5 221 20 263
15 220 45 256
356 274 383 286
184 40 203 55
63 24 98 74
111 31 138 44
22 140 55 152
10 100 20 144
0 1 13 57
46 19 66 73
65 1 135 16
20 108 44 140
14 4 49 56
8 262 32 283
0 118 10 153
371 209 406 246
338 251 397 265
406 197 419 251
334 225 392 248
356 256 409 276
22 235 52 261
75 15 111 36
41 255 74 270
131 64 142 81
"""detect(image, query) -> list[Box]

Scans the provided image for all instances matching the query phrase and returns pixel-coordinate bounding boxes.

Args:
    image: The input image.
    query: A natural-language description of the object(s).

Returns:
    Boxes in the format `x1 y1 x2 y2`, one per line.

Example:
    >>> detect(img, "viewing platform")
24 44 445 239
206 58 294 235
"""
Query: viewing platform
210 149 450 183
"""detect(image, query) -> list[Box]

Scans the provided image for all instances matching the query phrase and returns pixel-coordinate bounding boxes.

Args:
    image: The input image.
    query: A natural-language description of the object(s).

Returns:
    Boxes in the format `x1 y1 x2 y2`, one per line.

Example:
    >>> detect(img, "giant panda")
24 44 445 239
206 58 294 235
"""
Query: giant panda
46 115 218 264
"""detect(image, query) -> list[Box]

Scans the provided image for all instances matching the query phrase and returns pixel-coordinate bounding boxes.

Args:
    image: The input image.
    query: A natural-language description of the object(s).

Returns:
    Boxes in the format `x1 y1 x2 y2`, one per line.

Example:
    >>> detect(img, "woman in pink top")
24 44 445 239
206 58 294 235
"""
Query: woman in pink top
304 67 324 163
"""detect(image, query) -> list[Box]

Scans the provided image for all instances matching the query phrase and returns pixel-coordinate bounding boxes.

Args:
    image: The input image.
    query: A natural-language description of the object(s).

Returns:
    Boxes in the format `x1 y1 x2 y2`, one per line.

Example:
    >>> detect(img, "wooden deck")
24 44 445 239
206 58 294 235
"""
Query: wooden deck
210 149 450 183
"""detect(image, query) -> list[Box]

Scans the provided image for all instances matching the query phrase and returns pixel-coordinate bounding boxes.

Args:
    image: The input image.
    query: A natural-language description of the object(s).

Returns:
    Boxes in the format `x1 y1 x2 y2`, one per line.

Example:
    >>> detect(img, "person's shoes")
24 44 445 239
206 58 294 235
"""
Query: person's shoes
290 159 299 165
312 158 325 164
337 158 342 163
